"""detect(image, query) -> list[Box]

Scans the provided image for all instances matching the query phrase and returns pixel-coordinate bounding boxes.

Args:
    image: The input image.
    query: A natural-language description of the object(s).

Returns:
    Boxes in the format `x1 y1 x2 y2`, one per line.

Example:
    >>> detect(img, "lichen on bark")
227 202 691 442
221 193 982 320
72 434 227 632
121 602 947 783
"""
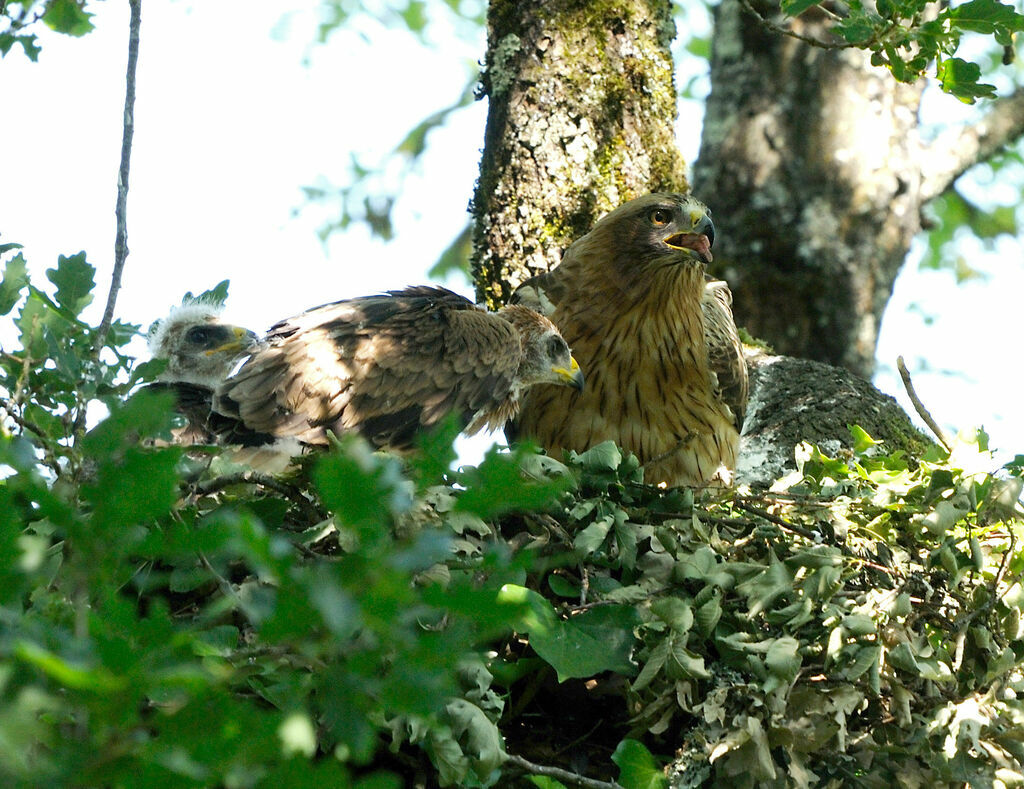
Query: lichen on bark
471 0 689 309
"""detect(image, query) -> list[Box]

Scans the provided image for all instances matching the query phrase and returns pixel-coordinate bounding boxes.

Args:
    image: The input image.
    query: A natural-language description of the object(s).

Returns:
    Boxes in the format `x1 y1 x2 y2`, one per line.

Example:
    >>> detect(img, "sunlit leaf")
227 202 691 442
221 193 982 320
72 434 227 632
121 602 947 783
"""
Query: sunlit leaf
42 0 95 36
314 437 409 540
850 424 882 454
408 412 461 489
612 739 667 789
456 446 570 518
947 0 1024 34
0 251 29 315
937 56 996 103
15 641 127 691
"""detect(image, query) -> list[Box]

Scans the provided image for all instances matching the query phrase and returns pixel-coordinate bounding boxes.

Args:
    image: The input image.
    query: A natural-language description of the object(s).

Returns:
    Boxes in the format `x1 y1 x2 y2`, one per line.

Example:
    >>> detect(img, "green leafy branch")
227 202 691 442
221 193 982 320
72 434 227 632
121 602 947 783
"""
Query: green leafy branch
0 0 94 60
750 0 1024 103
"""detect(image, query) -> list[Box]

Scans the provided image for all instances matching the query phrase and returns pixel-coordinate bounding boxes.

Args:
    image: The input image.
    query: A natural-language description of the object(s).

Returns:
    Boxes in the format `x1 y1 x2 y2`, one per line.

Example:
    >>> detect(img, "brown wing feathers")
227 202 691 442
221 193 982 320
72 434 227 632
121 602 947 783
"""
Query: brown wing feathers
213 286 554 452
702 278 748 431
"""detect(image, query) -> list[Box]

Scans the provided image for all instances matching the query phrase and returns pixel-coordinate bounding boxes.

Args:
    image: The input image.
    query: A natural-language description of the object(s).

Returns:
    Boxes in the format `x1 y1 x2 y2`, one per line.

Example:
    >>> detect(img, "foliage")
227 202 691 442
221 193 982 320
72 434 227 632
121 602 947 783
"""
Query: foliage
920 148 1024 281
778 0 1024 103
3 246 1024 787
315 0 485 46
0 0 94 60
297 0 1024 284
0 246 526 787
300 76 478 248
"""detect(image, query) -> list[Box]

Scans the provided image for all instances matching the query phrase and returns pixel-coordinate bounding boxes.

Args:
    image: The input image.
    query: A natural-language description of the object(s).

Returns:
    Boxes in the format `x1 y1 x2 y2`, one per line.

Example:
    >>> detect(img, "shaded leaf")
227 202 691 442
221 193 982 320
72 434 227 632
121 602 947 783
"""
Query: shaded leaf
45 252 94 315
781 0 821 15
498 585 638 681
182 279 230 306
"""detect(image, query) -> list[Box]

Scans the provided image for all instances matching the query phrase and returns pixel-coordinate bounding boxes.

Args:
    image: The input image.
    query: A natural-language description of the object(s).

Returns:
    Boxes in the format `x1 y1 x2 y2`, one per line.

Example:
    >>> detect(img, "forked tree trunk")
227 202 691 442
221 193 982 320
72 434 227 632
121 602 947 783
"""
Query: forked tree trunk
692 0 927 375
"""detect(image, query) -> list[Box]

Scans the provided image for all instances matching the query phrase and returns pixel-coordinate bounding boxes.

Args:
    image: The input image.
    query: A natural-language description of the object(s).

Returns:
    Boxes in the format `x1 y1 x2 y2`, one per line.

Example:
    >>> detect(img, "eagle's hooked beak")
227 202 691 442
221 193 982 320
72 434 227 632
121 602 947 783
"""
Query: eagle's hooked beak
205 326 259 356
663 232 713 264
552 355 585 392
663 213 715 265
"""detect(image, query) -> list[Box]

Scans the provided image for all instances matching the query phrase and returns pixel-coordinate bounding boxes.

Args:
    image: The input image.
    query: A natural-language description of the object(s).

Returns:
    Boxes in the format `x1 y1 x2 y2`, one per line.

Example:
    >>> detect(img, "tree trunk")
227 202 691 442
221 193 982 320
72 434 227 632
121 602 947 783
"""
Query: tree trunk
471 0 687 310
473 0 1024 374
691 0 927 376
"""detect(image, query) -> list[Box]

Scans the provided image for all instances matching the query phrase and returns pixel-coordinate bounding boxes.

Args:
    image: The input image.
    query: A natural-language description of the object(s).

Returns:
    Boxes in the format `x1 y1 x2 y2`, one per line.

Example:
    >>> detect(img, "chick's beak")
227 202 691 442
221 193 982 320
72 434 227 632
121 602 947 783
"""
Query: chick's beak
205 326 259 356
552 355 585 392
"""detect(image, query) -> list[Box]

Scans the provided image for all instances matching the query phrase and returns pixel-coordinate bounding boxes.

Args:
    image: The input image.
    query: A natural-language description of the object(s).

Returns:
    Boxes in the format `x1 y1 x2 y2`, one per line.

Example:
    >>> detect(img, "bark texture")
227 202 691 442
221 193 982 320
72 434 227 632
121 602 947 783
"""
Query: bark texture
738 352 934 487
692 0 928 376
471 0 688 309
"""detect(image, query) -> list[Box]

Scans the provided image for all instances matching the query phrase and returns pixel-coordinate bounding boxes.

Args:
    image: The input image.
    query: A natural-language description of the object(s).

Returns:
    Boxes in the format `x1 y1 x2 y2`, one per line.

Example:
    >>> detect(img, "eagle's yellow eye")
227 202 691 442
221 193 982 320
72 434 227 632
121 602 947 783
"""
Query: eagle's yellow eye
650 208 671 227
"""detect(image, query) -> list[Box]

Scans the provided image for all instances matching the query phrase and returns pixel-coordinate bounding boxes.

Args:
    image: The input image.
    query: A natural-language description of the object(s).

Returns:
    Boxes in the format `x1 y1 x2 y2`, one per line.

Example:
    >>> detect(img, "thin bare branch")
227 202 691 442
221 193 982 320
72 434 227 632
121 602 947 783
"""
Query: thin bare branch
0 394 48 440
198 552 239 603
737 0 873 50
94 0 141 353
732 499 819 541
0 395 63 476
503 754 625 789
193 470 325 523
896 355 952 452
919 88 1024 202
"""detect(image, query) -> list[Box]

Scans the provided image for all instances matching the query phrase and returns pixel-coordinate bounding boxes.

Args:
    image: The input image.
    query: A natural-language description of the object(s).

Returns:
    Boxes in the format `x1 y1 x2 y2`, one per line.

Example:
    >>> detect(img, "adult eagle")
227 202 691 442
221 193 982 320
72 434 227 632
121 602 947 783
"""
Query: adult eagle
510 193 747 487
145 302 258 444
214 286 584 452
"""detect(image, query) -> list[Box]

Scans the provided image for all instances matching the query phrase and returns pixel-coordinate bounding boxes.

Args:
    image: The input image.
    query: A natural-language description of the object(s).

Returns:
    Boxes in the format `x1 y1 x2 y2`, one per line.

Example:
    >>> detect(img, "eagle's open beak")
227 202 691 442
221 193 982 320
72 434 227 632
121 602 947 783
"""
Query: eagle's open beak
552 356 585 392
205 326 259 356
663 232 713 265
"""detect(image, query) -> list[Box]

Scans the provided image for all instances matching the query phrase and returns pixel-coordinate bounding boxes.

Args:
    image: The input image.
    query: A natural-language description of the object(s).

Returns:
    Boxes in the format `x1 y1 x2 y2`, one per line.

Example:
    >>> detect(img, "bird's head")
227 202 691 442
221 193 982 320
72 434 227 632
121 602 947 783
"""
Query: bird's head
498 305 585 393
148 302 259 387
570 193 715 279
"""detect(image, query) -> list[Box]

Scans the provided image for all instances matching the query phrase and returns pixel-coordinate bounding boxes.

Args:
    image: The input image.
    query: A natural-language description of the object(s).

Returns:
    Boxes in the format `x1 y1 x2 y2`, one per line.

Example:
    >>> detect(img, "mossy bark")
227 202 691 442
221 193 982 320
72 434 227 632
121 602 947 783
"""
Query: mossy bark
692 0 927 376
471 0 688 309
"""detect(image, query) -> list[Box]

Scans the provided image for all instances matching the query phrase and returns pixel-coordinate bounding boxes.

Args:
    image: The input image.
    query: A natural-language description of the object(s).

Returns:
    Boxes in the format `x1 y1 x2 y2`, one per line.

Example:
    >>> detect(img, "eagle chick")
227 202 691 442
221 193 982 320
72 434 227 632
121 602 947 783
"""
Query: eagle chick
214 286 584 452
145 301 258 444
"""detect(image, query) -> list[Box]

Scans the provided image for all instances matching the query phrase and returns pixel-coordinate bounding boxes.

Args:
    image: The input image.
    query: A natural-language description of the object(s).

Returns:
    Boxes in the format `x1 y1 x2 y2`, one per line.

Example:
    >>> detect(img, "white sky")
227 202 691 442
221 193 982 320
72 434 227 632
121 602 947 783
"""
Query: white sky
2 1 1022 466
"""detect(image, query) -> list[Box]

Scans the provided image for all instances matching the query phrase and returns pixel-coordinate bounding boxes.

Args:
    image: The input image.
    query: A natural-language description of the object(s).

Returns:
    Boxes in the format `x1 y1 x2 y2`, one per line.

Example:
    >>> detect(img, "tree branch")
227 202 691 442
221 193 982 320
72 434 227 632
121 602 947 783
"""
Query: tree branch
732 499 819 541
193 470 325 523
896 355 952 452
0 394 47 441
919 87 1024 203
737 0 874 50
503 754 625 789
94 0 141 353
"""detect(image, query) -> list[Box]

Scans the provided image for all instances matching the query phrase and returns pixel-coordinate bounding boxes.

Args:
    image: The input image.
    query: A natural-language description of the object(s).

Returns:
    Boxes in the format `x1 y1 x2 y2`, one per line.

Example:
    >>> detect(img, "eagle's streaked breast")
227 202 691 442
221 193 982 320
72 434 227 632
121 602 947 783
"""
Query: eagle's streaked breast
511 193 746 487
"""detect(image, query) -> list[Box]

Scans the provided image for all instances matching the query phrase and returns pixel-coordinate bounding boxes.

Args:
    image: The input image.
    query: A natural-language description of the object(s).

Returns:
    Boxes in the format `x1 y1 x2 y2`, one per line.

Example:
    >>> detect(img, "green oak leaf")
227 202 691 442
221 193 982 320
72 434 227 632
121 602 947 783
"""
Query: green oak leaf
46 252 95 316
